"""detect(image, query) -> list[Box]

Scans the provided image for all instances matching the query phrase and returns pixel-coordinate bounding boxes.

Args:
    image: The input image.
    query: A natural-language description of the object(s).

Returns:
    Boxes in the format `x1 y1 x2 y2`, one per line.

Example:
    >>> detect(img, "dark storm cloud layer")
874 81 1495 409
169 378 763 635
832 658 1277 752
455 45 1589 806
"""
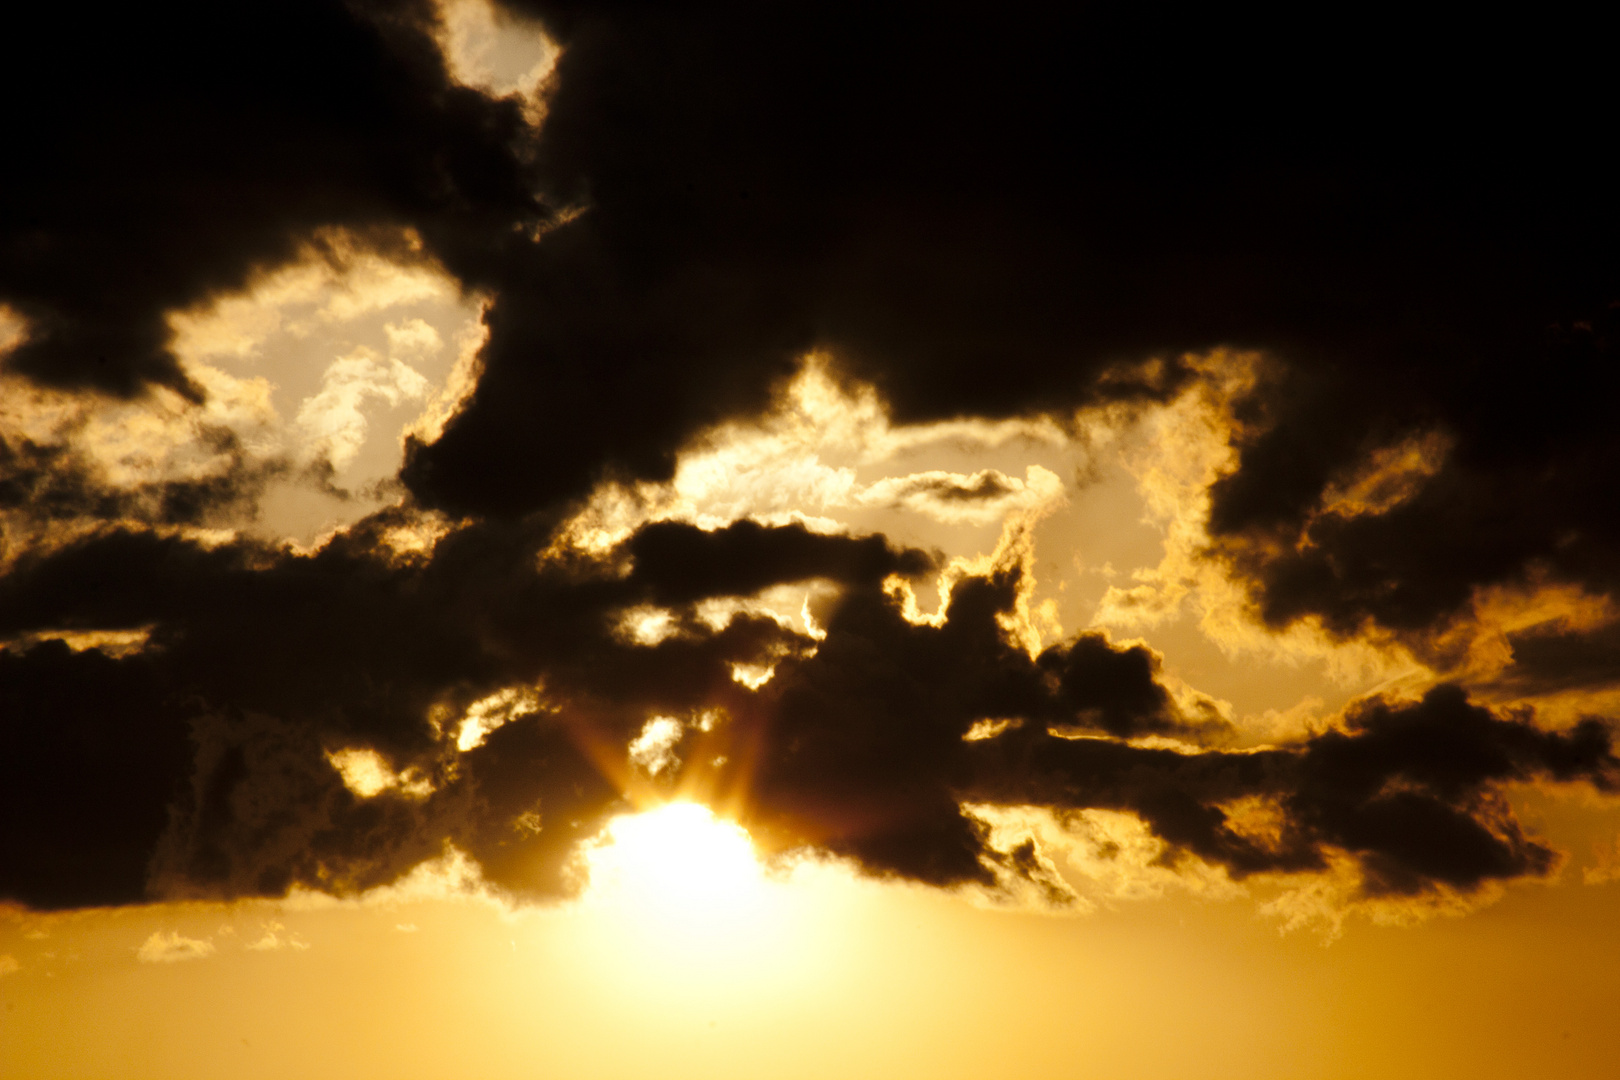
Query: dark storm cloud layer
0 519 923 906
3 520 1614 910
7 0 1617 625
972 685 1617 897
409 1 1620 541
745 573 1617 897
4 1 1620 915
1210 304 1620 658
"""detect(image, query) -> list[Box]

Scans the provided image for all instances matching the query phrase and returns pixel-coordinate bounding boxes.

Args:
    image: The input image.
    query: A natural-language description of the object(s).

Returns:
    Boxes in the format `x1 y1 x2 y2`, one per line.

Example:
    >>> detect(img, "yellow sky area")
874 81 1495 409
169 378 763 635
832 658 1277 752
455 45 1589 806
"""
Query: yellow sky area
6 802 1620 1080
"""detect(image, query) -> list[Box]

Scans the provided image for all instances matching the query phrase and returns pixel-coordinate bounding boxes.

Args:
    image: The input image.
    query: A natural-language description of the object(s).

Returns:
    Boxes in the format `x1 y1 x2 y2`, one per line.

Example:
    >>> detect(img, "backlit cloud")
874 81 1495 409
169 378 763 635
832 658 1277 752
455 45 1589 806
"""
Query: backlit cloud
1 0 1617 944
137 930 216 964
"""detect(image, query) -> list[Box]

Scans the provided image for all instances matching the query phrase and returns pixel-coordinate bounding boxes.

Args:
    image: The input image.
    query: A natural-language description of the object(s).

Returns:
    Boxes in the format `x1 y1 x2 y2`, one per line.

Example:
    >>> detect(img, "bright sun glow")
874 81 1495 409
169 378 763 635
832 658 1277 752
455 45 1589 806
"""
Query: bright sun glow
576 803 795 989
584 802 766 920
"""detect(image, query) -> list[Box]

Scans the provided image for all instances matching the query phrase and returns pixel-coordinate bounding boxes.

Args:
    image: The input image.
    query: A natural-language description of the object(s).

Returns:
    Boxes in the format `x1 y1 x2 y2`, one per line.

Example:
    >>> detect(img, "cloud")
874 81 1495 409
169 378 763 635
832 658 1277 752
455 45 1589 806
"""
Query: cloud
1206 304 1620 688
327 747 435 800
545 356 1074 561
295 350 430 472
0 493 1612 922
431 0 559 116
0 230 485 555
1 0 1618 935
0 374 287 540
137 930 216 964
738 555 1616 902
0 642 194 909
627 716 684 778
246 922 311 952
857 466 1062 526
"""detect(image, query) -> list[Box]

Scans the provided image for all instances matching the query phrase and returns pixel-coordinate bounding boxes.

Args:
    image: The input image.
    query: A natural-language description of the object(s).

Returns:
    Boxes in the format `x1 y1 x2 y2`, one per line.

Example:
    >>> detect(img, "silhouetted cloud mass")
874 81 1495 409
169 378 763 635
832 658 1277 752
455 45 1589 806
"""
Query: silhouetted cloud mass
2 2 1617 915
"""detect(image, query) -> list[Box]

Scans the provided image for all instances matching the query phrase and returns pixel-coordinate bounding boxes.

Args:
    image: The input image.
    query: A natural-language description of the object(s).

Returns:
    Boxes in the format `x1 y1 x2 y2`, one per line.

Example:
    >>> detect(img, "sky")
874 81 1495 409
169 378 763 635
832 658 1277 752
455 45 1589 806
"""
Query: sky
2 2 1619 1077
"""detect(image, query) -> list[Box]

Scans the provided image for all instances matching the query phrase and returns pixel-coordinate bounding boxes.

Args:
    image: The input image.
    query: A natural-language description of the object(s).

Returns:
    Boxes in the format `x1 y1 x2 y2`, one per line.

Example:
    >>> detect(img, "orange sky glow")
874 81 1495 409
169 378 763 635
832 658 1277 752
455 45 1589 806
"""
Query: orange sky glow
4 2 1620 1077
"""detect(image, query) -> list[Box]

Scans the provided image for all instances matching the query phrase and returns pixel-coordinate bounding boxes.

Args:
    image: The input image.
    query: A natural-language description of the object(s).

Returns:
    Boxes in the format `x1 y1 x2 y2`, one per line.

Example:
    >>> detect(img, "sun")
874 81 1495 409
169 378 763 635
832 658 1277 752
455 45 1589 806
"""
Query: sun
581 802 770 934
560 801 848 1017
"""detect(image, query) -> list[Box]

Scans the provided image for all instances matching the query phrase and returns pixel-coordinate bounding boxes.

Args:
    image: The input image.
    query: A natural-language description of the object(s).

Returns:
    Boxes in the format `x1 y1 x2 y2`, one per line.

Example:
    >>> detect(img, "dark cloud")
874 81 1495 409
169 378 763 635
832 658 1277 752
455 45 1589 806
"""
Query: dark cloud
2 1 1619 919
10 0 1617 615
744 569 1616 900
0 513 1613 911
1485 621 1620 700
966 686 1618 897
624 518 934 607
1208 265 1620 659
0 643 190 909
0 517 925 906
878 472 1020 507
403 2 1617 528
1282 686 1617 895
929 474 1018 504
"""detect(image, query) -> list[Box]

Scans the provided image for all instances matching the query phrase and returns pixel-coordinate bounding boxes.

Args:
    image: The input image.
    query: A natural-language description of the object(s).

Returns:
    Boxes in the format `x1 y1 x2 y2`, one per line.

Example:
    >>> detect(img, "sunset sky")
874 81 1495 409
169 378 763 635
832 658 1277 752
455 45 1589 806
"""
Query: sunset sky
3 3 1619 1077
